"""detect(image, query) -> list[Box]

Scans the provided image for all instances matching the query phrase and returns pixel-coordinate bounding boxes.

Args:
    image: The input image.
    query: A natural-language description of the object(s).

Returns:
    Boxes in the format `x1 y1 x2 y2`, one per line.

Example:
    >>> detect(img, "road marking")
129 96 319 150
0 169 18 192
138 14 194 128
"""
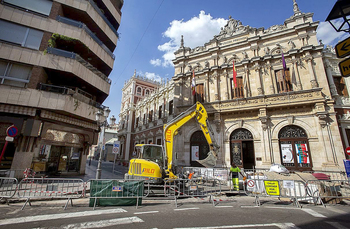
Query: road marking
215 206 233 208
264 206 300 210
134 210 159 215
174 222 299 229
326 221 349 229
34 217 143 229
174 207 200 211
0 208 127 226
301 208 327 218
240 205 260 208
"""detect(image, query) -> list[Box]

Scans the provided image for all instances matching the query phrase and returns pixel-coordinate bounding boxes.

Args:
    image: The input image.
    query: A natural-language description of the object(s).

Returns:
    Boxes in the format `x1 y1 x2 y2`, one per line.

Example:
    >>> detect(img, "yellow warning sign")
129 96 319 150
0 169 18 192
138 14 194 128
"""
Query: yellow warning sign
264 180 280 196
339 58 350 77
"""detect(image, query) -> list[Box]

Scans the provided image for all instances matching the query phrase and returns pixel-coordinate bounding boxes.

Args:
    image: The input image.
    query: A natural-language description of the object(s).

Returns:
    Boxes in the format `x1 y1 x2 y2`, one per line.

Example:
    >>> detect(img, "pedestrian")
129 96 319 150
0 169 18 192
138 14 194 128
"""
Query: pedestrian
230 162 243 191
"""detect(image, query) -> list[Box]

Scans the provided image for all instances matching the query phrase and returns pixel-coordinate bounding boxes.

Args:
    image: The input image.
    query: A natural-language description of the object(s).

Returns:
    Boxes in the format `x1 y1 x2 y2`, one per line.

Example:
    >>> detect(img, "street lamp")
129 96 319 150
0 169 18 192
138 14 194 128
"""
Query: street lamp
325 0 350 33
95 107 111 179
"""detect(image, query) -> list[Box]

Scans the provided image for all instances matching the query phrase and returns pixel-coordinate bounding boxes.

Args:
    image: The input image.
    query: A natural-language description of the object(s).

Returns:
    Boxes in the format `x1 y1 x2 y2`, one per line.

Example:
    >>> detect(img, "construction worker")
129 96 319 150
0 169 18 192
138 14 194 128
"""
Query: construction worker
230 162 243 191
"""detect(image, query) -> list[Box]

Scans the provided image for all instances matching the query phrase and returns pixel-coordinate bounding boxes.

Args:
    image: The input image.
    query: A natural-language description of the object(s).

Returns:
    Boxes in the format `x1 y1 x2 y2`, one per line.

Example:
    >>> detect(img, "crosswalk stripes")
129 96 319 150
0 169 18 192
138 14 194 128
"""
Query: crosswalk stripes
0 208 128 226
35 217 144 229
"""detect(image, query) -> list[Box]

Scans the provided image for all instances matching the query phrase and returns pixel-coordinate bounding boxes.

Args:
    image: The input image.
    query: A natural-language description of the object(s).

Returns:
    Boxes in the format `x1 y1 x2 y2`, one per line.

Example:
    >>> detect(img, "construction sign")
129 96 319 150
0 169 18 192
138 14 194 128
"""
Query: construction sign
264 180 280 196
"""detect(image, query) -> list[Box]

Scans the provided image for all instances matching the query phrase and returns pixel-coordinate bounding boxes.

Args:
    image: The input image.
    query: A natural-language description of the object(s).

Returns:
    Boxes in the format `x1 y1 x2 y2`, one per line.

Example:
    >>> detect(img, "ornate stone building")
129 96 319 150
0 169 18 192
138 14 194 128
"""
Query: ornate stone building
117 0 348 172
171 1 346 171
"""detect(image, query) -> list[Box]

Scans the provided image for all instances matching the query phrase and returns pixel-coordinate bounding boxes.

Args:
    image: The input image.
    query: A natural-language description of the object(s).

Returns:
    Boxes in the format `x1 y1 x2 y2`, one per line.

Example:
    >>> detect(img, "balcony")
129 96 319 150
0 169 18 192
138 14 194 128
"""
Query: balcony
37 83 107 110
56 15 115 60
0 84 102 122
46 47 111 84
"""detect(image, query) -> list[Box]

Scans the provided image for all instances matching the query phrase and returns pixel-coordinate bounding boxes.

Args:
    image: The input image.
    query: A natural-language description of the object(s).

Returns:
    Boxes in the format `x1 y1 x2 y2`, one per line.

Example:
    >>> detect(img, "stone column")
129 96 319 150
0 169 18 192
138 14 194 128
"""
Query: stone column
291 57 302 91
266 62 275 94
253 63 263 95
325 60 339 97
214 73 220 101
305 54 318 88
244 65 251 97
224 71 230 100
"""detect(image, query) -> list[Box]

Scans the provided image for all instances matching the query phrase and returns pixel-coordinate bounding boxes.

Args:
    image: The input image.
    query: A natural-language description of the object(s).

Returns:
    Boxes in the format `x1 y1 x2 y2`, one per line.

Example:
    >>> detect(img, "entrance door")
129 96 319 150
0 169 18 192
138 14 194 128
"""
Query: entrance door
230 128 255 169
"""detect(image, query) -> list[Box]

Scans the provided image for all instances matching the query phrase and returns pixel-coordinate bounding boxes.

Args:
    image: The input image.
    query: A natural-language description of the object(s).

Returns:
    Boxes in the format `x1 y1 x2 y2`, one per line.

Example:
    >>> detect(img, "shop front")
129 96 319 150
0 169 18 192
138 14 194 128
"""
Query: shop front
32 129 85 175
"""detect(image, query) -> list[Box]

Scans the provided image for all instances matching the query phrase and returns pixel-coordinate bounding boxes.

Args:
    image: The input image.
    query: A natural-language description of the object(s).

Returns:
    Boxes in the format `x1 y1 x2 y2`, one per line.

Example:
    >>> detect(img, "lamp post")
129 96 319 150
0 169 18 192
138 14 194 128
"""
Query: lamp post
325 0 350 33
95 107 111 179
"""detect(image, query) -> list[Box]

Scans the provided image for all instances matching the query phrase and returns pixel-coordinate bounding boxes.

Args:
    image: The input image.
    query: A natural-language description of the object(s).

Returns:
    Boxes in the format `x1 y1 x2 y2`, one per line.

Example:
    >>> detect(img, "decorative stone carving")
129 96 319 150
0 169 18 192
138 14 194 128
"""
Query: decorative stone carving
215 18 249 40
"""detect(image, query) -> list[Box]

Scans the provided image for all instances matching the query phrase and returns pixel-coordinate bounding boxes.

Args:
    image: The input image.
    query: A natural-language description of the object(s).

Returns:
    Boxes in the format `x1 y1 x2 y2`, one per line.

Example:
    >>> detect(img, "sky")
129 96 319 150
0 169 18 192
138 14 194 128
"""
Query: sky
104 0 350 121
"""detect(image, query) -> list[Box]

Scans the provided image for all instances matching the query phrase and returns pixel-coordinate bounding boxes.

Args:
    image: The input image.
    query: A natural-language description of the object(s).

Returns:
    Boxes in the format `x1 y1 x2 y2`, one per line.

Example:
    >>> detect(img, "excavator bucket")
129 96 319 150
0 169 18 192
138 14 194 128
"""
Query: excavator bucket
197 151 217 168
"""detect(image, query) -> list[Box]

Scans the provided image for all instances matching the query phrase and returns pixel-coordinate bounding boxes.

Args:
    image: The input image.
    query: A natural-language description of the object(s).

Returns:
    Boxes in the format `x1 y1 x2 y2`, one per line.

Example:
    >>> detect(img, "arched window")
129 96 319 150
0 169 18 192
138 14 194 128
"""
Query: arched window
136 87 142 96
278 125 312 171
230 128 254 169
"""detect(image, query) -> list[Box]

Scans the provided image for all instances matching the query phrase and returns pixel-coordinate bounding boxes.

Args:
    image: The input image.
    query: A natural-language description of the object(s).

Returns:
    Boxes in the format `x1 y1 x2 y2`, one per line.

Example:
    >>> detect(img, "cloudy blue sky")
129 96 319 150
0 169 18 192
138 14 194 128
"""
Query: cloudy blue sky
105 0 349 120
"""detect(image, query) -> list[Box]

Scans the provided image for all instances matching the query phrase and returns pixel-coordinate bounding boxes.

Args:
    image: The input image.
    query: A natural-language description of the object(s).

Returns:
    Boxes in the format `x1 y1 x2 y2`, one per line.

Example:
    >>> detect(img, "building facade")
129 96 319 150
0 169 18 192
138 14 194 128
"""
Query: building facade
117 72 174 162
171 1 346 171
117 1 348 172
0 0 123 177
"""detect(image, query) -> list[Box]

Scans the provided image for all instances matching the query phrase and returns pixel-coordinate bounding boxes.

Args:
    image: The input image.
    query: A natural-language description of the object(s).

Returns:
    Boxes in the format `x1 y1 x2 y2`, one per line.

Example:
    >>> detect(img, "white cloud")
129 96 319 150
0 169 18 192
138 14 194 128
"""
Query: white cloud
150 59 161 66
316 21 349 46
156 11 227 67
138 71 162 82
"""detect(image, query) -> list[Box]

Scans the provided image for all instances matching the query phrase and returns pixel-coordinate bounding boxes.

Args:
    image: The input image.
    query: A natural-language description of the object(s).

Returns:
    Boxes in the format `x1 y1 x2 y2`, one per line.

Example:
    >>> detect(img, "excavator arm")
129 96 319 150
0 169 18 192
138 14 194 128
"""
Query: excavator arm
163 102 219 179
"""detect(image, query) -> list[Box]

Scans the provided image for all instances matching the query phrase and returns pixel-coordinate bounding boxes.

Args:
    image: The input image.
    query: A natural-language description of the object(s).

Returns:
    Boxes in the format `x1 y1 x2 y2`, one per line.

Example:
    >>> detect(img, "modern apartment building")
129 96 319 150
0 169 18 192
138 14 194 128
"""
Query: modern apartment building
0 0 123 177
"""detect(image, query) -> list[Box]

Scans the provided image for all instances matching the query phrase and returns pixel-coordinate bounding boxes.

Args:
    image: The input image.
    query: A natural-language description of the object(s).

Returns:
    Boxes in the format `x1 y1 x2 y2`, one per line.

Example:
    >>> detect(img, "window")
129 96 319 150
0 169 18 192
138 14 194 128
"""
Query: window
0 60 32 87
169 100 173 115
4 0 53 16
279 125 312 171
135 117 139 128
195 84 204 103
334 76 348 97
145 90 150 96
149 110 153 122
275 69 292 93
231 77 244 99
158 105 162 119
136 87 142 96
0 20 44 50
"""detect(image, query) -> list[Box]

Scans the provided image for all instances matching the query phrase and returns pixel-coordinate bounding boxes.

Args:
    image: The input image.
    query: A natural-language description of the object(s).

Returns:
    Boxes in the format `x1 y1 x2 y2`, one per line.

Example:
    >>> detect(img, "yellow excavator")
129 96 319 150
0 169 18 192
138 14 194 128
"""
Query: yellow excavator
125 102 219 183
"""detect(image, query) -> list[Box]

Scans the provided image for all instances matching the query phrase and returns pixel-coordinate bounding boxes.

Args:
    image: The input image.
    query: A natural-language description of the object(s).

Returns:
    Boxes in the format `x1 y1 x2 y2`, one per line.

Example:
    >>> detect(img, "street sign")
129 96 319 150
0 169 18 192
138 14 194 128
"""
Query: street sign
112 141 120 154
5 136 14 142
336 36 350 58
346 146 350 156
344 159 350 178
264 180 280 196
6 125 18 137
339 58 350 77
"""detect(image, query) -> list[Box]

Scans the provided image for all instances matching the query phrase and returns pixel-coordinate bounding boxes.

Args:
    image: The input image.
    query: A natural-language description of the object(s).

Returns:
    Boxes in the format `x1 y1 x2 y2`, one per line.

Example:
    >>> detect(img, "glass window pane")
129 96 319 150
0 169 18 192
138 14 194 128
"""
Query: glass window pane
4 0 53 16
0 20 26 45
8 63 32 80
0 61 8 76
25 29 43 50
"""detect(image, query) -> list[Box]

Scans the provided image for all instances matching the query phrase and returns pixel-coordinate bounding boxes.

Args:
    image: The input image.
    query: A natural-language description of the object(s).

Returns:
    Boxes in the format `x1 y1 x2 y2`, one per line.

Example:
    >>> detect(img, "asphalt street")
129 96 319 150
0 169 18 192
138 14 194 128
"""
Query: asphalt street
0 196 349 229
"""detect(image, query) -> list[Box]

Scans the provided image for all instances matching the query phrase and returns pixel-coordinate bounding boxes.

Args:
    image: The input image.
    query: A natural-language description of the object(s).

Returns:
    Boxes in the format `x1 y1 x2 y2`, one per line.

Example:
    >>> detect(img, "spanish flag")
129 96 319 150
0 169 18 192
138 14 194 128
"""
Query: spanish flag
233 60 237 88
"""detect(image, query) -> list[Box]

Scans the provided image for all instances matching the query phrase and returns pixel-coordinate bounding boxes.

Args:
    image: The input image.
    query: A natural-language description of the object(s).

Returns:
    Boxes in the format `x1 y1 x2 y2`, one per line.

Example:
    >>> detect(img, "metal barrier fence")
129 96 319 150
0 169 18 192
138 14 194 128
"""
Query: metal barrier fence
164 178 222 207
17 178 85 210
305 179 350 206
244 178 314 208
89 179 144 210
0 178 18 204
244 177 350 207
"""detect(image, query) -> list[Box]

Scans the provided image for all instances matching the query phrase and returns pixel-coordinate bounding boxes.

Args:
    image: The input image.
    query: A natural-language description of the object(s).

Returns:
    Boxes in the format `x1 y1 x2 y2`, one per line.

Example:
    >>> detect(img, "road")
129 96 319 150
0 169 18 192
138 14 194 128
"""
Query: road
0 196 349 228
82 159 129 181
